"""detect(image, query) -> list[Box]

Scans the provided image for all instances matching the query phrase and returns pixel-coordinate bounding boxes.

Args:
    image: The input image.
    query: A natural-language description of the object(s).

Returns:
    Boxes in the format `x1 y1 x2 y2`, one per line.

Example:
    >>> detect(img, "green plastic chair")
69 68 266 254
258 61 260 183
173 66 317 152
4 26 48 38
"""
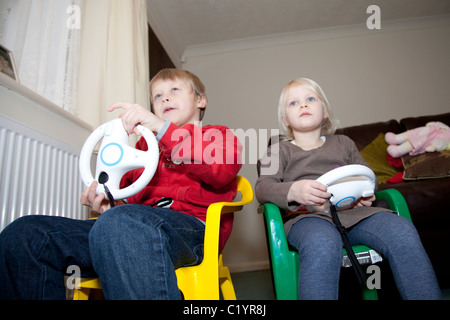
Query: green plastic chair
258 188 412 300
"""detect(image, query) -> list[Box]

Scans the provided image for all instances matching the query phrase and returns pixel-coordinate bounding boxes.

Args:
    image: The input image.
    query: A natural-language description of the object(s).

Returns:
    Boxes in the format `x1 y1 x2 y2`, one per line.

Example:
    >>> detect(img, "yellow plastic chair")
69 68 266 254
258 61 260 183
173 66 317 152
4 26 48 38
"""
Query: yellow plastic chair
73 175 254 300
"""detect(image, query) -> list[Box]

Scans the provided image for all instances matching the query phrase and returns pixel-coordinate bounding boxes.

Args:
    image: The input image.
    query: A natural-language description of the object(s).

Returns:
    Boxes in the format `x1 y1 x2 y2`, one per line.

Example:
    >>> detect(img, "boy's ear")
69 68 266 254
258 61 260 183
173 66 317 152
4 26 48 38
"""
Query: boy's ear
196 94 207 109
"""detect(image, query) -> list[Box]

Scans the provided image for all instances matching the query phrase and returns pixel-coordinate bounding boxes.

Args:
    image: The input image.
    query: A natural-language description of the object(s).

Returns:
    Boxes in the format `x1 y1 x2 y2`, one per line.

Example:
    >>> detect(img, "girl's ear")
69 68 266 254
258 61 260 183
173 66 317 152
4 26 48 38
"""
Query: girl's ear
322 102 329 119
281 114 290 127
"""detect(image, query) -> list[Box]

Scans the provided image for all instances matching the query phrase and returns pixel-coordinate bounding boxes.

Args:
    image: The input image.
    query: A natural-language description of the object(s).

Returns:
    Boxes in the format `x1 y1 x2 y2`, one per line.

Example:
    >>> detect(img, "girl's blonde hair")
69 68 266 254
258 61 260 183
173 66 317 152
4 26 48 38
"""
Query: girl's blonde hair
149 68 207 120
278 78 339 141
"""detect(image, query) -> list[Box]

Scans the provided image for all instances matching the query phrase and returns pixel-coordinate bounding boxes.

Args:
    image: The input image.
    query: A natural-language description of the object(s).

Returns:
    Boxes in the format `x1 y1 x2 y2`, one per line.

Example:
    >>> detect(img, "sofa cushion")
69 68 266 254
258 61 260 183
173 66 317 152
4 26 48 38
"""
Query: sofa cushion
337 119 403 150
402 150 450 180
400 112 450 130
359 133 400 184
397 112 450 180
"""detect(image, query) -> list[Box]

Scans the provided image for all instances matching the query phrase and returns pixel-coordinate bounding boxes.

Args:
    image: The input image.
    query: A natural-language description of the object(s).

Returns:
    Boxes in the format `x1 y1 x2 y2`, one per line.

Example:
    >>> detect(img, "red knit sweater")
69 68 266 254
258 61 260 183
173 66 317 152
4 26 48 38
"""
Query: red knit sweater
120 122 242 251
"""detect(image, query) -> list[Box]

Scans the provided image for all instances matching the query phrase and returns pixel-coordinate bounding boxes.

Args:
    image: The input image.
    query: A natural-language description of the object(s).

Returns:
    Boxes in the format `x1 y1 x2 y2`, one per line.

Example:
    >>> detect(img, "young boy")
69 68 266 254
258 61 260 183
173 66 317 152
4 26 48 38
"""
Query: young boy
0 69 242 299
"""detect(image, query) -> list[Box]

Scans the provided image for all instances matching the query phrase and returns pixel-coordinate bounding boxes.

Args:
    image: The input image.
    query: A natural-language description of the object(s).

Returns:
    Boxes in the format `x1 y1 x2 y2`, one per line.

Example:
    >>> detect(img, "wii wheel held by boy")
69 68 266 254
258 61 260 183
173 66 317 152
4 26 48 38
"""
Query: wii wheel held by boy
317 164 376 210
79 118 158 200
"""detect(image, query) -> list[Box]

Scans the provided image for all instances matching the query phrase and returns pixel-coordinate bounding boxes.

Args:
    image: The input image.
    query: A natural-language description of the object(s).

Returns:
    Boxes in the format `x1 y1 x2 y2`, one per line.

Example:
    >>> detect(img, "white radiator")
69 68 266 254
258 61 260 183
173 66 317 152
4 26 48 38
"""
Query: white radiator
0 116 89 231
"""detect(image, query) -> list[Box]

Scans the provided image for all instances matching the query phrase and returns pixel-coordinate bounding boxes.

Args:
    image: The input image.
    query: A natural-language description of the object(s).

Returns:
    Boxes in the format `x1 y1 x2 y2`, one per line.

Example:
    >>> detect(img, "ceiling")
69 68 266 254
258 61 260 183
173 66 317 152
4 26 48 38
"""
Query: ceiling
146 0 450 67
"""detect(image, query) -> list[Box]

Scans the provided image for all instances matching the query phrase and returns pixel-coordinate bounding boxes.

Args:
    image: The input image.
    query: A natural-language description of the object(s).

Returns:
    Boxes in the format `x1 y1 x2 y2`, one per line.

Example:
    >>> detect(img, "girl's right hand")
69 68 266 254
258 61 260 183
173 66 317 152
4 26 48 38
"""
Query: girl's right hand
287 179 331 207
80 181 111 214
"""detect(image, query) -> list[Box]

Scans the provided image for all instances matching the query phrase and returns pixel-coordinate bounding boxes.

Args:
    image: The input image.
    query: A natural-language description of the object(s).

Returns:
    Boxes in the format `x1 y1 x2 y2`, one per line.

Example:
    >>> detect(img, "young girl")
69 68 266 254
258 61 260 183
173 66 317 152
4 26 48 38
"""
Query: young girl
255 78 441 300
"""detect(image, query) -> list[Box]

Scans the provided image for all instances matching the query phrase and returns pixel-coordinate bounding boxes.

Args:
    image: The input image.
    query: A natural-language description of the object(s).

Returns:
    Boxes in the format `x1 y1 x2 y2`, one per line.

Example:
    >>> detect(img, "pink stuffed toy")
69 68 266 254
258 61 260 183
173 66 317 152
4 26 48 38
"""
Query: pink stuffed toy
385 121 450 158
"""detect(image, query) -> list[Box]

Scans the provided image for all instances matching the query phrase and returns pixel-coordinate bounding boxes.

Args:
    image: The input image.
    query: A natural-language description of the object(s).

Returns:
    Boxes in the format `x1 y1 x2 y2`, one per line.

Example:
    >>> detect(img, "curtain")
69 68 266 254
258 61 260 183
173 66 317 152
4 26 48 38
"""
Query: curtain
77 0 150 128
0 0 150 128
0 0 83 113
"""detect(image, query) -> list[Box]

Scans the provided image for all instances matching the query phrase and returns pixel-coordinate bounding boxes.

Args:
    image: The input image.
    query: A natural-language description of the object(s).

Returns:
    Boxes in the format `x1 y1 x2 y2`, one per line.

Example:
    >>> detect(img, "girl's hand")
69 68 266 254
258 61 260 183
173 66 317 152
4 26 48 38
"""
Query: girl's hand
108 102 165 135
352 194 376 208
80 181 111 214
287 179 331 206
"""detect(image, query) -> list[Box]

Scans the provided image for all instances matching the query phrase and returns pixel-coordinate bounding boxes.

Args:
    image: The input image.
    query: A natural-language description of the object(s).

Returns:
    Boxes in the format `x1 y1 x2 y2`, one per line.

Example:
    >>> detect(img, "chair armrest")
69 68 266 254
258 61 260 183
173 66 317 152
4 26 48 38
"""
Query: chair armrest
203 176 254 259
215 176 254 214
258 203 291 256
258 203 299 299
375 188 412 222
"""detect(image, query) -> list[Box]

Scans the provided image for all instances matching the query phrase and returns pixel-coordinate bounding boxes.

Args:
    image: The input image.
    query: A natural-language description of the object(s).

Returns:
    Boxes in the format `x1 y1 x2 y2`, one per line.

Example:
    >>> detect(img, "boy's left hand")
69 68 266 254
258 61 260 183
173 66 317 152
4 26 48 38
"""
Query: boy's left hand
352 194 376 208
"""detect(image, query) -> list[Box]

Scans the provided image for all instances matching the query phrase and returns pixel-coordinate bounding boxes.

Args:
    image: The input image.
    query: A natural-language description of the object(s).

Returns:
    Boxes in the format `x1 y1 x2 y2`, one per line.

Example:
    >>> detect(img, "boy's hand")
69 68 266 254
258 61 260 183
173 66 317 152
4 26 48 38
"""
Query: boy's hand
108 102 165 135
287 180 331 207
80 181 111 214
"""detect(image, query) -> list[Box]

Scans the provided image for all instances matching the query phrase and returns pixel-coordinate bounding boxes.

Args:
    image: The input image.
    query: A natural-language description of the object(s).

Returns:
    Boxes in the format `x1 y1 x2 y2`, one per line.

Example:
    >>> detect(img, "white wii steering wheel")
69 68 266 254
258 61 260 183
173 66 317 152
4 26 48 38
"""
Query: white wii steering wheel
79 119 159 200
316 164 376 209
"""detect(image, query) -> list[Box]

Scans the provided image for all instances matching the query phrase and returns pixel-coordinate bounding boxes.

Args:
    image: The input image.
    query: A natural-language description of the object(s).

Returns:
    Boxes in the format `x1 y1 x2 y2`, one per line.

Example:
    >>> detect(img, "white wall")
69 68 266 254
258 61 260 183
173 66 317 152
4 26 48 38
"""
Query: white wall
182 16 450 272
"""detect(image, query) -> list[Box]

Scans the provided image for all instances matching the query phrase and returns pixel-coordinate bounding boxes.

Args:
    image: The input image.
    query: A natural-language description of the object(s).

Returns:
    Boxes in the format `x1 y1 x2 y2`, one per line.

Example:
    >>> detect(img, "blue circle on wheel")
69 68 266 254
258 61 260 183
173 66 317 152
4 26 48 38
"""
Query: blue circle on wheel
336 196 356 208
100 143 124 166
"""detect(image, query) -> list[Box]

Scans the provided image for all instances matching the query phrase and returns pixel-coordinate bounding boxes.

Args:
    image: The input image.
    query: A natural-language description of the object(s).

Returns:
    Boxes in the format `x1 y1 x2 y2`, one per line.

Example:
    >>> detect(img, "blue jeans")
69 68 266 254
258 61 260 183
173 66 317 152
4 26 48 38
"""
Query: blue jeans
287 211 442 300
0 205 205 299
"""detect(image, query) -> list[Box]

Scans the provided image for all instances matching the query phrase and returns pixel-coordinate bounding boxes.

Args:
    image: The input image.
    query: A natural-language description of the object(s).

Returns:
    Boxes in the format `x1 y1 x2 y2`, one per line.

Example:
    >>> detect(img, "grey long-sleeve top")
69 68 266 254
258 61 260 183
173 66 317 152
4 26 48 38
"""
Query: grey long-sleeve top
255 135 391 235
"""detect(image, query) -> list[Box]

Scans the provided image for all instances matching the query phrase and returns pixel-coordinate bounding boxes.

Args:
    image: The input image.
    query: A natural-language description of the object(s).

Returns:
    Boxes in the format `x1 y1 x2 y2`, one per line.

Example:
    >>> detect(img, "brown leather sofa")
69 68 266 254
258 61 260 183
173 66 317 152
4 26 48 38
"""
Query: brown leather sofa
337 112 450 289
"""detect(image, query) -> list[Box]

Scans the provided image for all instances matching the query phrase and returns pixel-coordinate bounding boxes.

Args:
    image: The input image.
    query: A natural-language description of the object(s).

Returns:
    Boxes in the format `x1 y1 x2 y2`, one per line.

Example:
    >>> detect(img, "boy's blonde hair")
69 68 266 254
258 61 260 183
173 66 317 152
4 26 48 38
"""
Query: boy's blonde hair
149 68 207 120
278 78 339 141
